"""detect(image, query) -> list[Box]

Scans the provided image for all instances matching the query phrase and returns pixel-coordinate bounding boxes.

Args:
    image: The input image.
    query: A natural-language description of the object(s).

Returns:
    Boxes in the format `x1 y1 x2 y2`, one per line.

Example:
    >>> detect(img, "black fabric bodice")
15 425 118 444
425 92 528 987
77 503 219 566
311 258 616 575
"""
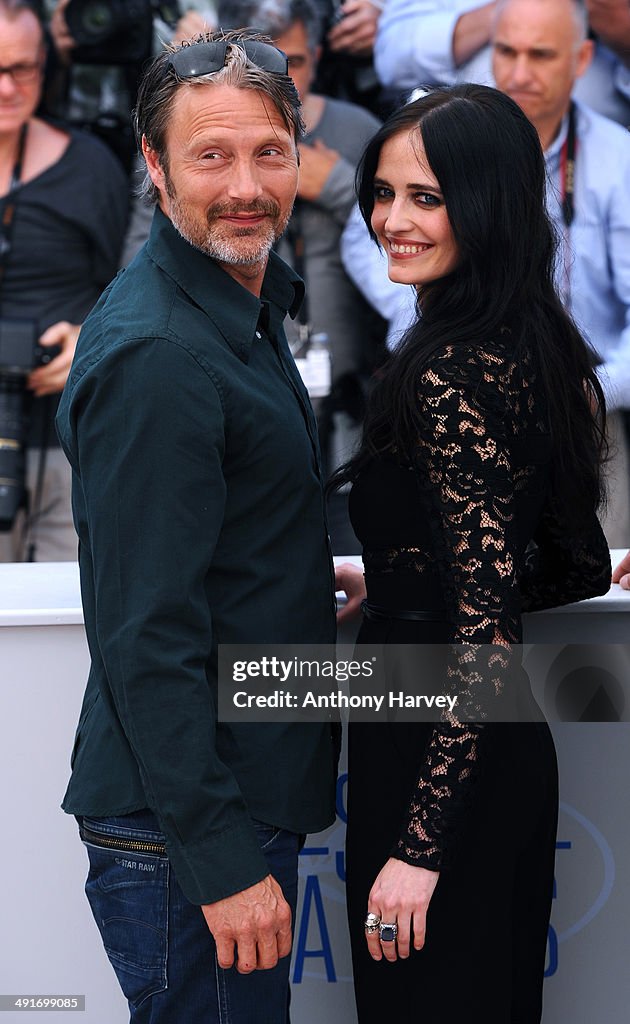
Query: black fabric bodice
347 338 611 869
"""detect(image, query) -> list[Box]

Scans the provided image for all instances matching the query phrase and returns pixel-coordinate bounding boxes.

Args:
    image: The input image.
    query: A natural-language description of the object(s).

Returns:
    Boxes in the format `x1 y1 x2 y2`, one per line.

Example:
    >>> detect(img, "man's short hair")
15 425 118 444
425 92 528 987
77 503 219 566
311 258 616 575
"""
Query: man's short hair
218 0 323 52
134 28 303 204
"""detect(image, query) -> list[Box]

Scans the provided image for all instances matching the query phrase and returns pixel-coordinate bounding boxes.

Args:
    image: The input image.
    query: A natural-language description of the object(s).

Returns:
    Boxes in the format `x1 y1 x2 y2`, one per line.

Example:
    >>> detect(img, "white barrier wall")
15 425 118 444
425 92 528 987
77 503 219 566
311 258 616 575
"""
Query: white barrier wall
1 561 629 1022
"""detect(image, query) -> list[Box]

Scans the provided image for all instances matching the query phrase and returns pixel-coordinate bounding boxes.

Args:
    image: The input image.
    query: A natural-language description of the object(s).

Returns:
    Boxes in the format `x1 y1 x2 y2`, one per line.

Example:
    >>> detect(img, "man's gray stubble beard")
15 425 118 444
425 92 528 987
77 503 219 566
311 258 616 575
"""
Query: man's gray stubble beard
167 190 292 267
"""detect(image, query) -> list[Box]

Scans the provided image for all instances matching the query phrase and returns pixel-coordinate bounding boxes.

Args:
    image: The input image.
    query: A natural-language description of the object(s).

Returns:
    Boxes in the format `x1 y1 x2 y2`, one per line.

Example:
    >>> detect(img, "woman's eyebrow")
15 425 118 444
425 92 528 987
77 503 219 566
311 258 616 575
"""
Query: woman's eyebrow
374 175 443 194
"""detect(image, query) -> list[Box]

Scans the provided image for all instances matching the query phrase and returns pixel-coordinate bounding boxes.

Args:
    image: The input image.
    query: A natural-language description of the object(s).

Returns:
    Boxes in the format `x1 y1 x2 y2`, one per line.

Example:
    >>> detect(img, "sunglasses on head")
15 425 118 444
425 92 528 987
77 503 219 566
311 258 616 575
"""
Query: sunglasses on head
166 39 289 79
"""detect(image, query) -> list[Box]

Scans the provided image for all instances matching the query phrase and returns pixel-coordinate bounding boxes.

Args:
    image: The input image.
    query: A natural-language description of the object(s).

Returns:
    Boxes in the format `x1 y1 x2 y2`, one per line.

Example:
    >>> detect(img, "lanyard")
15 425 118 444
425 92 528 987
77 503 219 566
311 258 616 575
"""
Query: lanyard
559 101 577 229
558 102 577 306
0 121 28 292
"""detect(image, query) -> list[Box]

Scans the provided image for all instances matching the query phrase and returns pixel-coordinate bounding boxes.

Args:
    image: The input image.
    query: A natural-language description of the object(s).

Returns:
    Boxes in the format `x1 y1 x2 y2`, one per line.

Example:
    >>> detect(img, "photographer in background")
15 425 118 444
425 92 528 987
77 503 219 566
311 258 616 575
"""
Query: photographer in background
0 0 128 562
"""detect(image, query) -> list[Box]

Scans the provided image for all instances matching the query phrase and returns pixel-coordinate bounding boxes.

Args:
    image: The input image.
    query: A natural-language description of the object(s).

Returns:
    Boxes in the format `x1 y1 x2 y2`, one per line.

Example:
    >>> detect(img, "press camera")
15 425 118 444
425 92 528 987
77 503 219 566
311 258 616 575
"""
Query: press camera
0 319 56 531
64 0 181 65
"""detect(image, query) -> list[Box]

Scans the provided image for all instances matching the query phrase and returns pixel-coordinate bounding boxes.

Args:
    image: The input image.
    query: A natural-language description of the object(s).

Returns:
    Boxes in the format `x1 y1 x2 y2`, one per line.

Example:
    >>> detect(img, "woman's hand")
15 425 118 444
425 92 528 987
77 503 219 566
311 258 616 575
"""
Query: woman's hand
335 561 366 623
365 858 439 962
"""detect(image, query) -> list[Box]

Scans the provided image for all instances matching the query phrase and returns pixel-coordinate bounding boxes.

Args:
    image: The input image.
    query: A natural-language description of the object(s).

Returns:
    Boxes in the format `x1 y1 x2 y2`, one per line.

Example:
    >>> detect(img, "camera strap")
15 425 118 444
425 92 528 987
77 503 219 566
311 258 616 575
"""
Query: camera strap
558 102 577 308
0 122 28 295
560 102 576 230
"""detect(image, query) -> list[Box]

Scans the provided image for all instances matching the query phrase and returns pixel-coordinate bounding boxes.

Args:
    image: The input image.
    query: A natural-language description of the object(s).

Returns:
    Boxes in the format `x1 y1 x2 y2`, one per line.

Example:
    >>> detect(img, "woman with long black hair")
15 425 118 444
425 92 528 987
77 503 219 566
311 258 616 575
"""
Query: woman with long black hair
334 85 611 1022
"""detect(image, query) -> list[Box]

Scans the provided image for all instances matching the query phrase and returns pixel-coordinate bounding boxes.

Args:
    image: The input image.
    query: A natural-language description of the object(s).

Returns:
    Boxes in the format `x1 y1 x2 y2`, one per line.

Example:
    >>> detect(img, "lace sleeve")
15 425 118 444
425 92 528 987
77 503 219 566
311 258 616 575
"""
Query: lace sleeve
520 501 611 613
394 345 523 871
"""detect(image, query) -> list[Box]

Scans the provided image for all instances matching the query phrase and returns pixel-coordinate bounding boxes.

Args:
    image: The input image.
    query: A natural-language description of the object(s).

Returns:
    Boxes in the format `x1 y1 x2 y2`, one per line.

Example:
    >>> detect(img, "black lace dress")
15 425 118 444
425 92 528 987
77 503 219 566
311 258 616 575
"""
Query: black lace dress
345 339 610 1023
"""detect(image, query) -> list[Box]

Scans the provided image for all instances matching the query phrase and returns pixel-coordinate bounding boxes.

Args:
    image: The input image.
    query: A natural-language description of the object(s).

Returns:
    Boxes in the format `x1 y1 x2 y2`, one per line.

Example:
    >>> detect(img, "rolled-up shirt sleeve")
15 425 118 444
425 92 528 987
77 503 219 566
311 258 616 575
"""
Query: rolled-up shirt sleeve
375 0 465 90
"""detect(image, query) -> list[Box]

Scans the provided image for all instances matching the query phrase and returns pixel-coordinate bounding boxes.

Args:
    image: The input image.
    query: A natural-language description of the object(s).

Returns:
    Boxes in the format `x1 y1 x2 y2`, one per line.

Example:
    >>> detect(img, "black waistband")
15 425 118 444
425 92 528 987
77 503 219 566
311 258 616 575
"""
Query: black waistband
361 600 447 623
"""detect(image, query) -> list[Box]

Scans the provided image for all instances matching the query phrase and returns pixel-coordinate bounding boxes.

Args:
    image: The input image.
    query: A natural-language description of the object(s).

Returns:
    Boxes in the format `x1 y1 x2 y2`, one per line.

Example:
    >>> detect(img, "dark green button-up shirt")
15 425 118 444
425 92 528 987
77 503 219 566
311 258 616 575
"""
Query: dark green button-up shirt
56 209 338 905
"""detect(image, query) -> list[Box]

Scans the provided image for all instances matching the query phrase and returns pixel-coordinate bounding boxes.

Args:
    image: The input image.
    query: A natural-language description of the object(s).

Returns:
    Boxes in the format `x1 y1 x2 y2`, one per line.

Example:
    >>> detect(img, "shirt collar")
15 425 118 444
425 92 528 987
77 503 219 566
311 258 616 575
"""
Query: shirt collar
146 207 304 362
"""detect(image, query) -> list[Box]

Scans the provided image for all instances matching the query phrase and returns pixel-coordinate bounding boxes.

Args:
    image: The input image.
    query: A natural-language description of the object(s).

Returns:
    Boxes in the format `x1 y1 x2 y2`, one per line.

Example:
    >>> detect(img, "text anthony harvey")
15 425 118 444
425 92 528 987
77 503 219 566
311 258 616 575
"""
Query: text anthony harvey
233 691 459 713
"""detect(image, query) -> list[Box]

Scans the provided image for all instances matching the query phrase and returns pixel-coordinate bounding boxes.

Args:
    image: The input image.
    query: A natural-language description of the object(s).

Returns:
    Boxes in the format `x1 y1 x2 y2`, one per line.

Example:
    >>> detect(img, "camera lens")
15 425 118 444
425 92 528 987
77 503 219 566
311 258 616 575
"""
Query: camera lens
66 0 115 45
82 1 113 35
64 0 154 65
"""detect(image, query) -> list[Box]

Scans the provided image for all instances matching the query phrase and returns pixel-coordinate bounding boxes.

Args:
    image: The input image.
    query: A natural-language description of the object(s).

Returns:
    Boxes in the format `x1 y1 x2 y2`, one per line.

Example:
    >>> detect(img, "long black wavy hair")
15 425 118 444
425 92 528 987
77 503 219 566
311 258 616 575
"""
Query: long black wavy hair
330 84 607 516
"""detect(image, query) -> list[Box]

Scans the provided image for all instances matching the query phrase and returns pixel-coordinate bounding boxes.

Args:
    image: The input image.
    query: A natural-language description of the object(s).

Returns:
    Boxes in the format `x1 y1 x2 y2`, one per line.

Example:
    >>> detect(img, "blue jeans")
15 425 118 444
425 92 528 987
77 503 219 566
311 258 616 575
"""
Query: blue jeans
79 810 302 1023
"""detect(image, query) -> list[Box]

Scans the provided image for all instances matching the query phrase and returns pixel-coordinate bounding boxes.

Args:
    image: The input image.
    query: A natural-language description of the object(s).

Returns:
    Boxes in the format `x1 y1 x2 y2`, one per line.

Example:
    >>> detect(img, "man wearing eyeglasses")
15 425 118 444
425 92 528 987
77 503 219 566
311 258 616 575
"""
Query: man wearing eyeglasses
56 30 340 1023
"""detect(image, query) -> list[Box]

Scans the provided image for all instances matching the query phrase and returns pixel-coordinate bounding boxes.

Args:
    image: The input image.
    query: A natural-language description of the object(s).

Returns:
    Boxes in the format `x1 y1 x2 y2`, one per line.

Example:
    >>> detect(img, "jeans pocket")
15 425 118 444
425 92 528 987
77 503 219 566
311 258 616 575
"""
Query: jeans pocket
81 816 169 1009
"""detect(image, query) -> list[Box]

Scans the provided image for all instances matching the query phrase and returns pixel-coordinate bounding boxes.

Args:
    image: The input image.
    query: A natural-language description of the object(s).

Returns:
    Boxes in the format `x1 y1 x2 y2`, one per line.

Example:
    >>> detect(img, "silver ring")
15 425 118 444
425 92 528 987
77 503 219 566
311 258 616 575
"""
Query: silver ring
379 922 398 942
364 912 381 934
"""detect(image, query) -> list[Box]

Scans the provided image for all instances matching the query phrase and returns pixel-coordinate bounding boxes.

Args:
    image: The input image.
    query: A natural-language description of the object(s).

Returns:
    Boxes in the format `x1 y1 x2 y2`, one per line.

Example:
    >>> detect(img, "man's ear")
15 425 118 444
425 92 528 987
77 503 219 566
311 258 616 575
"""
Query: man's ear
142 135 166 194
575 38 594 80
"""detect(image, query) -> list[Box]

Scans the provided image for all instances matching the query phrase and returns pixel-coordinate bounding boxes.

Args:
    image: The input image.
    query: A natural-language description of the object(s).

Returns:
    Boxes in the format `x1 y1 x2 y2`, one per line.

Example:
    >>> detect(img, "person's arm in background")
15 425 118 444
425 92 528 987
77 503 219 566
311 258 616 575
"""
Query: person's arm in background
327 0 383 58
299 103 381 224
296 138 345 215
451 0 498 65
374 0 496 90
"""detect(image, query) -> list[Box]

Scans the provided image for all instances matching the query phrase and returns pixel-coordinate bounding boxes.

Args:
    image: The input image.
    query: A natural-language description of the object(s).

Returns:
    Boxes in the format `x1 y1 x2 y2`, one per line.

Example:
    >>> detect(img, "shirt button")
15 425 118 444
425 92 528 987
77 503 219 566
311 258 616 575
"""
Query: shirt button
255 330 262 339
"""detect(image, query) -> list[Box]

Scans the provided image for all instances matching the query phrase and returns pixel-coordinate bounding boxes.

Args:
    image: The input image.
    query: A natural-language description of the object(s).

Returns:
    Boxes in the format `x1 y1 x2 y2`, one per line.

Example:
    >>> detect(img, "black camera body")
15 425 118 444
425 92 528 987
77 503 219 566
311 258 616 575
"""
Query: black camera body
64 0 181 65
0 319 53 531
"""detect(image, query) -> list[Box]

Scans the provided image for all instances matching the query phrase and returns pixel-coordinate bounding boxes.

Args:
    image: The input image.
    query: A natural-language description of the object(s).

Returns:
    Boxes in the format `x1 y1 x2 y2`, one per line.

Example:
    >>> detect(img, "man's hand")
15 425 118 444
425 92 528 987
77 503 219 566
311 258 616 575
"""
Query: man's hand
27 321 81 397
335 561 366 624
365 857 439 962
327 1 381 57
612 549 630 589
201 874 292 973
585 0 630 64
297 140 341 201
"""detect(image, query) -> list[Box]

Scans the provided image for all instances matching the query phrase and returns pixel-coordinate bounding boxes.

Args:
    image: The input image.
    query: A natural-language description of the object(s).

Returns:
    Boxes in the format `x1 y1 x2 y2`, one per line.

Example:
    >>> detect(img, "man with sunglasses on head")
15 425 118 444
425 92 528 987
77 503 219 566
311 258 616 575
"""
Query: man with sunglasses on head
56 30 340 1024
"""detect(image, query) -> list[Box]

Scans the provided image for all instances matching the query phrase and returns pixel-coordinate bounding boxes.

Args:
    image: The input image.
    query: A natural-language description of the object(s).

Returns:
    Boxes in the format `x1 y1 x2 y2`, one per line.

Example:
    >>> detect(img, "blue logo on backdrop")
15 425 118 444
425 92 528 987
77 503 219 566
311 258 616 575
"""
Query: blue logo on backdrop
545 801 615 977
293 773 350 984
